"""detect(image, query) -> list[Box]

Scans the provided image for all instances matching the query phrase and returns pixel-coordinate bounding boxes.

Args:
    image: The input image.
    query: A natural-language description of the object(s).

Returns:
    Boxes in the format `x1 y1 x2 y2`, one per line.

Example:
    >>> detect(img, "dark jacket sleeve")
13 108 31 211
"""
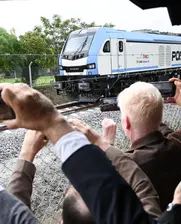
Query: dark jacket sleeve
62 144 156 224
106 146 162 219
7 159 36 209
0 189 37 224
158 204 181 224
159 123 173 137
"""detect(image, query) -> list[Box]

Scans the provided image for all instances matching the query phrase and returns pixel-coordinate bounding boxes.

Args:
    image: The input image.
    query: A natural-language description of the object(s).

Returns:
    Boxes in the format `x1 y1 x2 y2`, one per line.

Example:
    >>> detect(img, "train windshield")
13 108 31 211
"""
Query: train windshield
63 34 94 54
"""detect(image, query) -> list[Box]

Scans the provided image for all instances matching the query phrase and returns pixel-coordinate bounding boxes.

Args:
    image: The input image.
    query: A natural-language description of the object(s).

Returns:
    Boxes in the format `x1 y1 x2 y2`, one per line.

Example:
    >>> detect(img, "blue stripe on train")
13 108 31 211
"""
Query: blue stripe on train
112 66 158 73
172 64 181 67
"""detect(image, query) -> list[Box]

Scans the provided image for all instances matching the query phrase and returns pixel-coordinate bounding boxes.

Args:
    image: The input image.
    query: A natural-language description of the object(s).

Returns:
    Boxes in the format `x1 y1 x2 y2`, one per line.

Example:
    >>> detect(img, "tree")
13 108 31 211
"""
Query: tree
0 27 20 74
102 23 115 28
34 15 115 55
19 31 54 83
0 16 114 82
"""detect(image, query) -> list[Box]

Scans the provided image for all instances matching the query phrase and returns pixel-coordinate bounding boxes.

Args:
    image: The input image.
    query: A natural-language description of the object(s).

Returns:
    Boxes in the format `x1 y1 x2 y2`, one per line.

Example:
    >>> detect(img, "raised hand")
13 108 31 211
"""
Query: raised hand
19 130 48 162
68 118 110 151
169 78 181 106
0 83 73 144
102 118 117 145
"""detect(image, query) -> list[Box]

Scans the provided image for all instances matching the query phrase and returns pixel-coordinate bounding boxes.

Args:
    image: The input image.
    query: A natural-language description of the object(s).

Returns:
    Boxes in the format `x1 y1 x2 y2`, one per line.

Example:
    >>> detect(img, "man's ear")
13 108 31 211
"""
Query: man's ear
125 116 131 130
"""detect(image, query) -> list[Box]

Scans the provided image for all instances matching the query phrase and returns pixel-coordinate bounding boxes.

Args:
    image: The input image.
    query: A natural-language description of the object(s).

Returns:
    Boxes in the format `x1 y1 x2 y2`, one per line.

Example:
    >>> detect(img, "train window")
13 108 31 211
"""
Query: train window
103 41 110 53
119 41 123 52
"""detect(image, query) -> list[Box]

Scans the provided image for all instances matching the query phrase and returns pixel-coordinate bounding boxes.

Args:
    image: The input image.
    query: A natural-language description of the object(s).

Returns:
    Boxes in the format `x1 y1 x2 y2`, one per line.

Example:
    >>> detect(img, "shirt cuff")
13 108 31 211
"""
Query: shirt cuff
0 185 4 192
54 131 91 163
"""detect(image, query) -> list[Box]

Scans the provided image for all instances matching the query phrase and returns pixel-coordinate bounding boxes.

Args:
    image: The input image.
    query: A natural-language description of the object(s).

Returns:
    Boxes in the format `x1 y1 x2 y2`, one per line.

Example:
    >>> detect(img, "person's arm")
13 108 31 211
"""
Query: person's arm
7 159 36 209
158 204 181 224
53 131 154 224
106 146 162 219
69 118 162 218
7 130 48 209
158 182 181 223
0 185 37 224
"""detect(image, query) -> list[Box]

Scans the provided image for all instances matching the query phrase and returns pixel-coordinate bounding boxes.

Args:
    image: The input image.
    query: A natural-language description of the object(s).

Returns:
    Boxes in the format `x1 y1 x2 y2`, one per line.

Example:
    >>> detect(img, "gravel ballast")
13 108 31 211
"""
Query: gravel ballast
0 103 181 222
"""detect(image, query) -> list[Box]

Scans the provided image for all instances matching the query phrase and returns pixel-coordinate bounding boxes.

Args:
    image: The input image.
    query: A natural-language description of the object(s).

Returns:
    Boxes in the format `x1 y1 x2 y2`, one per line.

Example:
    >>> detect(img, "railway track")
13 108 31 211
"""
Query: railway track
0 101 99 132
56 101 99 114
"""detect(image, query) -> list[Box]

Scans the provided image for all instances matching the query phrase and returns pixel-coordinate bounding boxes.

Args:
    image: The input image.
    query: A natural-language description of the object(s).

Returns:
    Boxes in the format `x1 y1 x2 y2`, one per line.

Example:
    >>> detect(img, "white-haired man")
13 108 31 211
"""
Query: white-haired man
117 82 163 142
102 80 181 212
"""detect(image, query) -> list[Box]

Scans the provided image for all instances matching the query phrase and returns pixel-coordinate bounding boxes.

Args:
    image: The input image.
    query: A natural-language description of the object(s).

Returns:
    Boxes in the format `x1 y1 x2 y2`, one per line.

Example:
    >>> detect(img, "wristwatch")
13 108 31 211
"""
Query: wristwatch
167 203 181 211
159 203 181 223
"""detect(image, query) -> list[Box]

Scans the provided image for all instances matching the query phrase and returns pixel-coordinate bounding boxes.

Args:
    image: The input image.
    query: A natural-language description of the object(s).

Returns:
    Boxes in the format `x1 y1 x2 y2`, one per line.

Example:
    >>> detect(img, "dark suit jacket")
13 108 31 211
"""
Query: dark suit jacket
126 123 181 211
7 148 161 219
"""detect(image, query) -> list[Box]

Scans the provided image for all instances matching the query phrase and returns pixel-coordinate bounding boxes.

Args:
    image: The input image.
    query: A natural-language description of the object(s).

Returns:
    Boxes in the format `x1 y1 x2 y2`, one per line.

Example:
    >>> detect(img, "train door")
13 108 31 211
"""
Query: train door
110 39 125 74
110 39 118 73
98 39 112 75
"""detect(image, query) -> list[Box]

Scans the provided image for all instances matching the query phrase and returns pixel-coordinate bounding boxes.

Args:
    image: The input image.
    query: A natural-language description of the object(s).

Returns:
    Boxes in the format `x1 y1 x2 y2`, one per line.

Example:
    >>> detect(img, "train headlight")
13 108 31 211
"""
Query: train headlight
59 65 63 70
87 63 96 69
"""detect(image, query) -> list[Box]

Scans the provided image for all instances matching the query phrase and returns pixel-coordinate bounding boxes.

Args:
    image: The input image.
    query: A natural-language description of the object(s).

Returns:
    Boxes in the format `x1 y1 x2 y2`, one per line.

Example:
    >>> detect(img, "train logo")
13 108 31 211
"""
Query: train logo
172 51 181 61
136 54 149 64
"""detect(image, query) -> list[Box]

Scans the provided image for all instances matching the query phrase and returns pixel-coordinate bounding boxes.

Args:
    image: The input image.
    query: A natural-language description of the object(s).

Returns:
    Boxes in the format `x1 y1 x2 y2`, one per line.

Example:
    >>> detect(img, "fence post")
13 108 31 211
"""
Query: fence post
28 61 33 88
14 70 17 80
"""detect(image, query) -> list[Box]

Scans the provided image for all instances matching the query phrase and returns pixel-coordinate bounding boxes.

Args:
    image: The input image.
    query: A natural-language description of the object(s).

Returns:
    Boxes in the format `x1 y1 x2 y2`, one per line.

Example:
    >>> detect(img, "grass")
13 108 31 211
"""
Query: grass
0 77 22 83
0 76 55 86
34 76 55 85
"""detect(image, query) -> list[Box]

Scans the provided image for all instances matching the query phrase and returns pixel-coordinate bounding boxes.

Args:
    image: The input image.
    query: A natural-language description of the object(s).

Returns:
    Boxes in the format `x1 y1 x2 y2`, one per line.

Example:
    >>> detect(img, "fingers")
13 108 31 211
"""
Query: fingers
166 97 176 104
102 118 116 127
173 181 181 204
169 78 181 88
177 181 181 190
68 118 88 130
27 130 44 138
0 83 13 91
25 130 48 144
1 83 34 112
169 78 181 83
68 118 92 136
69 118 84 126
3 119 18 129
1 84 18 108
175 81 181 88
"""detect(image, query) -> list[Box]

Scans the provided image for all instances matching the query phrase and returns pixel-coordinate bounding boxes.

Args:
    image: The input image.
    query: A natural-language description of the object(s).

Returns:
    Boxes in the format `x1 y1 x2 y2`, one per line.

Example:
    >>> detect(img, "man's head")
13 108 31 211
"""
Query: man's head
117 82 163 142
62 186 93 224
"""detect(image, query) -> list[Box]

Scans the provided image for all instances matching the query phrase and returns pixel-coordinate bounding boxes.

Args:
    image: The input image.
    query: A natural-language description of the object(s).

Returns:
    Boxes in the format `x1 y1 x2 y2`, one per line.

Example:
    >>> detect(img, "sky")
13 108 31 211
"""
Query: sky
0 0 180 36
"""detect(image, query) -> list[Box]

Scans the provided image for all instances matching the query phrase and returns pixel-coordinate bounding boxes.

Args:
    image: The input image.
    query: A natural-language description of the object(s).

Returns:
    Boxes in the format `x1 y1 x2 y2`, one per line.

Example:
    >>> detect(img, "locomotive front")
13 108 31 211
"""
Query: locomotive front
54 28 99 97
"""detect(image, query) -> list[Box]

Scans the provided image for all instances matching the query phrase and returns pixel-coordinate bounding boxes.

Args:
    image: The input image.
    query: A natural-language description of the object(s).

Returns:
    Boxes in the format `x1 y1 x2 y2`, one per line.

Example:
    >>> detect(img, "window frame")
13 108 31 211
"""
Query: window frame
119 41 123 53
103 40 111 53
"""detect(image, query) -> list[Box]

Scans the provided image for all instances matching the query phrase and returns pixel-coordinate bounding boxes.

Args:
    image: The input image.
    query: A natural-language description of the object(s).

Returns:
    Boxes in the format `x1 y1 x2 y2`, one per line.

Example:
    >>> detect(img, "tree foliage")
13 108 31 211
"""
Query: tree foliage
34 15 115 54
0 15 115 79
0 28 20 74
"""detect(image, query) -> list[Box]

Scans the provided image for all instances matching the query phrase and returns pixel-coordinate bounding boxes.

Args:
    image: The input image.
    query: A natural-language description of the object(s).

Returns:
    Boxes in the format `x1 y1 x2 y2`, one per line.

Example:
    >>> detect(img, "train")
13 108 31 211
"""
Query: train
54 27 181 101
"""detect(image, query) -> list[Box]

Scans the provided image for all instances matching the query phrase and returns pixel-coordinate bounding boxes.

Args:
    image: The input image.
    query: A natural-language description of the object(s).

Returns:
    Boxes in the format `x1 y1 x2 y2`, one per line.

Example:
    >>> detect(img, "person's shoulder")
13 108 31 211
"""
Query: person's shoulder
169 129 181 138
